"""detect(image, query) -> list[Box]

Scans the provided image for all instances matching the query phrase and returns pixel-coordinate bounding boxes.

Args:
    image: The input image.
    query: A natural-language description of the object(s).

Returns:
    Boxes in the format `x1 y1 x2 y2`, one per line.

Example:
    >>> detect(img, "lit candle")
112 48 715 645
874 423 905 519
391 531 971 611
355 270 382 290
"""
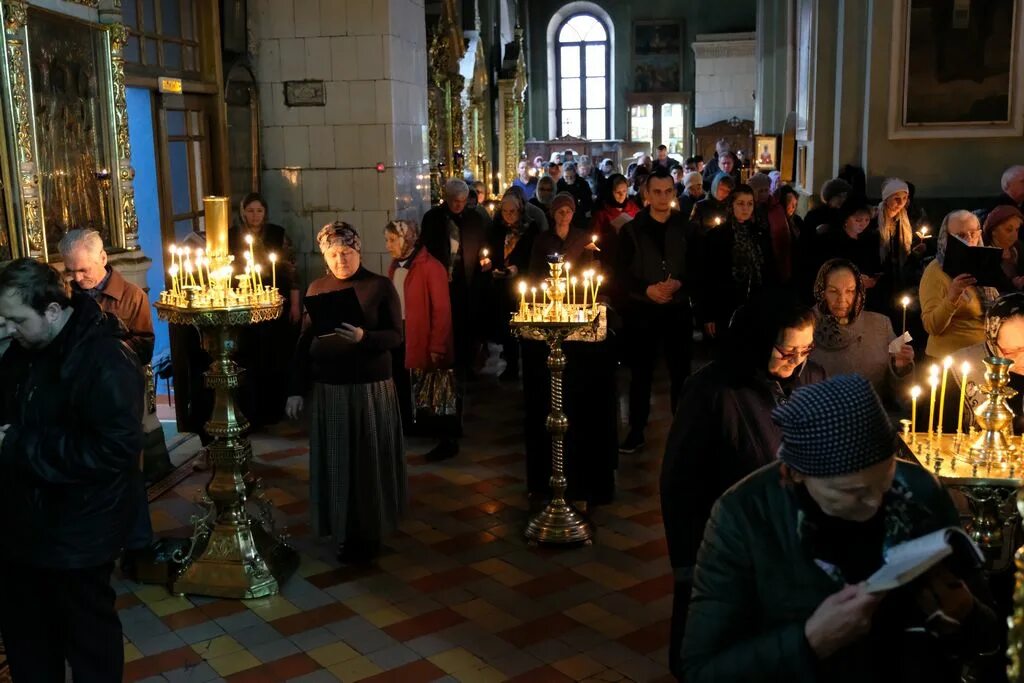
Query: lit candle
714 216 722 226
938 356 953 439
593 275 604 311
518 280 527 317
570 276 578 308
900 296 910 334
564 262 572 305
591 234 600 252
481 248 490 267
195 249 205 288
956 362 970 436
910 385 921 439
541 282 549 307
927 365 939 440
169 264 179 294
245 234 255 271
582 273 590 308
531 286 537 316
254 264 264 290
269 252 278 291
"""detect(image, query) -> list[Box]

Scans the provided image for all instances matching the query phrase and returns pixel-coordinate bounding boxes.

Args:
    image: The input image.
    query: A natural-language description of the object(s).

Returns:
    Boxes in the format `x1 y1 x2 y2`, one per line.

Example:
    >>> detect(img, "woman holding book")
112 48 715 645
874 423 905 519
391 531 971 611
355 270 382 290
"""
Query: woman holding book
920 210 997 358
682 375 1000 683
287 222 406 564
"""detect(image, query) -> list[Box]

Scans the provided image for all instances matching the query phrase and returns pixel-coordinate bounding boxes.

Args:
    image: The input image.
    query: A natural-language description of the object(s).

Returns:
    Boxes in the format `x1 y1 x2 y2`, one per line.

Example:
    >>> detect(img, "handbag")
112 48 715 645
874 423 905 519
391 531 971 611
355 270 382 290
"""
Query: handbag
410 368 457 419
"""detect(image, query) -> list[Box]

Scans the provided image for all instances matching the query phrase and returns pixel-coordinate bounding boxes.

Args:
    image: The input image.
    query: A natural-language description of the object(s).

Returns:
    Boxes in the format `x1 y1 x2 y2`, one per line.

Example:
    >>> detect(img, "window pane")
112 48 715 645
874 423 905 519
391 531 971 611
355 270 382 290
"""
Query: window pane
182 0 194 39
586 109 606 140
192 140 205 209
560 78 580 110
145 38 158 65
561 109 581 137
125 35 140 63
630 104 654 143
559 45 580 77
142 0 156 32
586 77 606 108
183 45 196 72
162 0 182 37
565 15 605 43
558 20 581 43
174 218 194 241
167 110 186 136
661 103 687 154
123 0 138 29
169 140 191 215
164 41 182 69
585 45 605 77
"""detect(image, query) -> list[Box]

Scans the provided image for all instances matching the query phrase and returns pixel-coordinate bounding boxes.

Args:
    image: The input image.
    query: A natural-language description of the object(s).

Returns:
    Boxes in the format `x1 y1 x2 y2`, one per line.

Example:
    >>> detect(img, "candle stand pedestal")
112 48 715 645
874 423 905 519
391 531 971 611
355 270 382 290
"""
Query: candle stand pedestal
155 298 298 598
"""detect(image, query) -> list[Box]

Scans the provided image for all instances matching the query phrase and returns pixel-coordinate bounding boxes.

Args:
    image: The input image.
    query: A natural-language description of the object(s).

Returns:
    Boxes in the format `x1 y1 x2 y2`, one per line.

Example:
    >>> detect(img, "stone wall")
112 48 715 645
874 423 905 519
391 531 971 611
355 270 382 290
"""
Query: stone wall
692 33 756 128
250 0 431 283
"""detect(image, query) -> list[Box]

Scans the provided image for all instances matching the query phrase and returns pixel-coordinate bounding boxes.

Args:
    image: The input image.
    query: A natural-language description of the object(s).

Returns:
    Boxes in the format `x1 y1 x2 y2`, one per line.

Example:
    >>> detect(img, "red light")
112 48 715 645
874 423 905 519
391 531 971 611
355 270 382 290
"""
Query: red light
375 162 386 173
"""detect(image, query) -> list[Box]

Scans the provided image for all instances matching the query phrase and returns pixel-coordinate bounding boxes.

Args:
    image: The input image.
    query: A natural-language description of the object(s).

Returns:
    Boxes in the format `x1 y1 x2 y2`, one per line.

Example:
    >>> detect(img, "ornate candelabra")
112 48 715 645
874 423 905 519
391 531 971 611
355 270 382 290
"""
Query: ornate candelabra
970 356 1018 464
155 196 297 599
511 255 605 544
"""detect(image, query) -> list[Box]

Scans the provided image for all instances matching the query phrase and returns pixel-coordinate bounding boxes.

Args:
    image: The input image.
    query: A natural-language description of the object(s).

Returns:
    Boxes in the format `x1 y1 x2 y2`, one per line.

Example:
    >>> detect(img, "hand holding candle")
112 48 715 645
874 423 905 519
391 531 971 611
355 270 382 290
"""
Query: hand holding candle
480 248 491 270
587 234 601 252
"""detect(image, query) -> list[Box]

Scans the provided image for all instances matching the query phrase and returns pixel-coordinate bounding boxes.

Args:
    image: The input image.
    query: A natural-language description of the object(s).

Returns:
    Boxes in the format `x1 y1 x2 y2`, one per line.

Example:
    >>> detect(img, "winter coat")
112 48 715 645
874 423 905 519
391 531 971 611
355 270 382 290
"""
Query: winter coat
388 248 453 370
682 460 1001 683
0 294 145 569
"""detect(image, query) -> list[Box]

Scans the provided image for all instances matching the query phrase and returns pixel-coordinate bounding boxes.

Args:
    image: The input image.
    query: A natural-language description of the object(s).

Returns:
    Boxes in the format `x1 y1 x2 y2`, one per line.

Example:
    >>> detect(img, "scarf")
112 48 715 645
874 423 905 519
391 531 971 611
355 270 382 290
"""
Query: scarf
812 258 866 351
731 218 765 298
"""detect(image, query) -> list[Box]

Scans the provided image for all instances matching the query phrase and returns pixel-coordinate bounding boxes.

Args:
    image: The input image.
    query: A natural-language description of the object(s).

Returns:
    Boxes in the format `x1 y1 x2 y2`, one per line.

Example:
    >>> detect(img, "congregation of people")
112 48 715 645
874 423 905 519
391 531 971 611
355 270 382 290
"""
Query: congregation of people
4 142 1024 680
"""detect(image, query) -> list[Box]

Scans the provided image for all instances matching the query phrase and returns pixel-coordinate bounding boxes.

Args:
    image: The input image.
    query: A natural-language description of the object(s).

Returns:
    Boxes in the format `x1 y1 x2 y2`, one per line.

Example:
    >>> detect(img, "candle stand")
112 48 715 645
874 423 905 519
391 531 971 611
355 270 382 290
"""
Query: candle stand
511 257 605 545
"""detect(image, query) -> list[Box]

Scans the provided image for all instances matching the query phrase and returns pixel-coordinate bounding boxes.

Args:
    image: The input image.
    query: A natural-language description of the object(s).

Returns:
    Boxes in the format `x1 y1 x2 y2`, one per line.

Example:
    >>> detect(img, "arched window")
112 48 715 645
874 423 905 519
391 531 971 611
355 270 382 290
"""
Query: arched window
554 13 610 139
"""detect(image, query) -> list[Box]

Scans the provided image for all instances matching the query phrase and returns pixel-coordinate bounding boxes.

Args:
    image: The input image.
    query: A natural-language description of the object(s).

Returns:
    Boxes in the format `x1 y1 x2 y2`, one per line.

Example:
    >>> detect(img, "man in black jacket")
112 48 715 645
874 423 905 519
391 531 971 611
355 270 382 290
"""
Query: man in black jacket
0 258 145 681
616 167 691 453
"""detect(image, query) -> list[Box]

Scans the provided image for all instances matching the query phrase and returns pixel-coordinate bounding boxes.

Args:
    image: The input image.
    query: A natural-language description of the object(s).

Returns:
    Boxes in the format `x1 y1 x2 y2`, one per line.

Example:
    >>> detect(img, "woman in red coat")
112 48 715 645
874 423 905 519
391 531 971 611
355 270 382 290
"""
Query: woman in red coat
589 173 639 279
384 220 458 461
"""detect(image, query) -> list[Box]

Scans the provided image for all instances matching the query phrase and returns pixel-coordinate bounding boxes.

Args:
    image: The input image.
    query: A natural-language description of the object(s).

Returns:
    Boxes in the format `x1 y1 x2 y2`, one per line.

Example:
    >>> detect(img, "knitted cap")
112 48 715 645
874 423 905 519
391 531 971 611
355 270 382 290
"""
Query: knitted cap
748 173 771 192
820 178 852 203
983 204 1024 234
683 171 702 188
881 178 910 201
550 192 576 215
773 375 896 476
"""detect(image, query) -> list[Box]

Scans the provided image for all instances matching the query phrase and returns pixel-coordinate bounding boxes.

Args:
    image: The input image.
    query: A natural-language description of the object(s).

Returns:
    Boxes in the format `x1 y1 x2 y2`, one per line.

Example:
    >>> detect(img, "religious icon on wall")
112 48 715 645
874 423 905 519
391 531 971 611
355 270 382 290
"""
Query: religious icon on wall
890 0 1024 137
632 21 682 93
754 135 779 171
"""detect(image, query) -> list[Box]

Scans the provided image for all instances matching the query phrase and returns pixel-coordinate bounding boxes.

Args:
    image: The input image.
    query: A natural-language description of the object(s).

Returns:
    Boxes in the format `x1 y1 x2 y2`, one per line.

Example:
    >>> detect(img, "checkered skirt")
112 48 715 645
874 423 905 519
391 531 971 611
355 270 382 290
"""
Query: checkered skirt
310 380 407 545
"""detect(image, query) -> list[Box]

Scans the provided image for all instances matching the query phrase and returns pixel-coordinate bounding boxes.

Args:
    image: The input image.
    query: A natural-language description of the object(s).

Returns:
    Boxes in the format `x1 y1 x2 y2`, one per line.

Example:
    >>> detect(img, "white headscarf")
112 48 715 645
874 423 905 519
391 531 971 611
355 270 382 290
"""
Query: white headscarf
877 177 912 268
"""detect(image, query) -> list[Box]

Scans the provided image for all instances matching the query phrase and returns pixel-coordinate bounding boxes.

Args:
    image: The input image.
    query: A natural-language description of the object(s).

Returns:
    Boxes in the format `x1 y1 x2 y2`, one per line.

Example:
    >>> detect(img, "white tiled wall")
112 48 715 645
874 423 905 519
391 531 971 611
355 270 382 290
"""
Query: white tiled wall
251 0 430 281
692 33 757 128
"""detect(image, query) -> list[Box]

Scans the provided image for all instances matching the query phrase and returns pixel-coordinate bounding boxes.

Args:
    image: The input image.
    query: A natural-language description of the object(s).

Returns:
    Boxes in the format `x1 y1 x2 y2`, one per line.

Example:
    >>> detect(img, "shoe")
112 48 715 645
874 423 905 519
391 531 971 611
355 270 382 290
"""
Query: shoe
619 430 646 454
425 439 459 462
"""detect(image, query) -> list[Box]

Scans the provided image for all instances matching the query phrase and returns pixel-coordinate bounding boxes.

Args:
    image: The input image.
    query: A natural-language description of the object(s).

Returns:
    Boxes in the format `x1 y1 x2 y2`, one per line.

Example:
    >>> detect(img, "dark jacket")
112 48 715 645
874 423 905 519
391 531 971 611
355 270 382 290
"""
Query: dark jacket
73 266 155 364
615 207 689 308
557 176 594 220
696 217 776 328
419 205 488 287
0 295 145 569
661 358 826 570
682 460 1001 683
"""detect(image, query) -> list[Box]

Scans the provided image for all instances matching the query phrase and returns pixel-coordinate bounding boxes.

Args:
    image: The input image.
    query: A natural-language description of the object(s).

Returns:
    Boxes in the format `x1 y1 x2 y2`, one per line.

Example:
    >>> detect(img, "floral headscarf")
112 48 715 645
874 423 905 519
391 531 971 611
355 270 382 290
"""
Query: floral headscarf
317 221 361 253
385 219 420 247
812 258 866 351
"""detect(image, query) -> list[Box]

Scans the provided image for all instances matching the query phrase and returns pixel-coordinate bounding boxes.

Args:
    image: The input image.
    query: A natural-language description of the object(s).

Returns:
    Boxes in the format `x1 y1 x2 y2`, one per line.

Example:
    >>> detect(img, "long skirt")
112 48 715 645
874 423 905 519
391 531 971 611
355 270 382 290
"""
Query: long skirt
310 380 407 549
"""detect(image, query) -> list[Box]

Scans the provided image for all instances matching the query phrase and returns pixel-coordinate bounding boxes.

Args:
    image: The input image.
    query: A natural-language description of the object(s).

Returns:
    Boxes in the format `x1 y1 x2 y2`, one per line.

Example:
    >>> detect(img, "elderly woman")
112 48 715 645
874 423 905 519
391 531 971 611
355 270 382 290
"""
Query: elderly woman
982 204 1024 290
384 220 456 458
522 193 616 506
681 375 1000 683
486 190 540 380
287 222 405 564
920 210 998 358
661 289 825 678
809 259 913 405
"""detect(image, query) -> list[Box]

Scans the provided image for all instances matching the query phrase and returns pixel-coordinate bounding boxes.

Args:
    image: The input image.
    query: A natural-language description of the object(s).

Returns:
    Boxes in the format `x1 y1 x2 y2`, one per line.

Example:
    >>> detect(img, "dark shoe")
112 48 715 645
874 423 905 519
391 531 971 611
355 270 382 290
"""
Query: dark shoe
425 439 459 462
619 430 645 454
337 541 379 566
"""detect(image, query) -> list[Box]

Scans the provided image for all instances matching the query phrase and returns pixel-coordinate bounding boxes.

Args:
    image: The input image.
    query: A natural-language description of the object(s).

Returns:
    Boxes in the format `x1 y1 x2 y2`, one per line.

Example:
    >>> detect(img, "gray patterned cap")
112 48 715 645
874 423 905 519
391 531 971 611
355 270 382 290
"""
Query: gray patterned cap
317 221 361 253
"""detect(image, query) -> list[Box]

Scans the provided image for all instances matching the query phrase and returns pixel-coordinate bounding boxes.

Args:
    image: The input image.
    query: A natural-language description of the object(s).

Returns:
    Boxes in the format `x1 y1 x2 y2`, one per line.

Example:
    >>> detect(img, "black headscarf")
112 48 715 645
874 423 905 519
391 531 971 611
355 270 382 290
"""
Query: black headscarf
600 173 629 209
720 287 815 385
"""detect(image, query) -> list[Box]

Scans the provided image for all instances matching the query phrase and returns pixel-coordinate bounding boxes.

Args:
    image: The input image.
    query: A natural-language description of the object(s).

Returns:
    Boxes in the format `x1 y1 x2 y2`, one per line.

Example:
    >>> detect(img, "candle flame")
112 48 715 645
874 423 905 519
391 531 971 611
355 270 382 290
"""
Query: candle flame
929 364 939 377
531 287 537 293
519 281 527 294
943 356 953 369
929 375 939 388
591 234 598 242
269 252 277 263
245 234 254 245
910 385 922 399
961 361 970 375
900 296 911 307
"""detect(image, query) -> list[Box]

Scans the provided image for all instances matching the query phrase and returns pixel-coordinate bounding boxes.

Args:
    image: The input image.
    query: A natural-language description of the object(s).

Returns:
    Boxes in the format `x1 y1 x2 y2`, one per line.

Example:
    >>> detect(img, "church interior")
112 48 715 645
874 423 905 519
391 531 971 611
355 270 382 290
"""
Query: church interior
2 0 1024 681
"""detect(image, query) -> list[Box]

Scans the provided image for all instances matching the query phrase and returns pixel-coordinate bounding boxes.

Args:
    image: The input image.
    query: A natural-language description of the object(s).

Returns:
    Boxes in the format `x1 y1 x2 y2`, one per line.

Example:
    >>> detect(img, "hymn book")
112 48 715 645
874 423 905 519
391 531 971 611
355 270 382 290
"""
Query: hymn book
942 234 1004 288
864 527 983 594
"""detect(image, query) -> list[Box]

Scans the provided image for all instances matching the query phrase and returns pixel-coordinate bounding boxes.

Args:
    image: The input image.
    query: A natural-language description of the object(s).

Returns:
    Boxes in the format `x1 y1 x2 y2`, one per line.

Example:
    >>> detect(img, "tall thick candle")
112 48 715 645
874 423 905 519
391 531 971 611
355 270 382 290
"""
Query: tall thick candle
956 362 970 435
927 365 939 438
203 196 230 258
564 263 572 306
269 252 277 290
900 296 911 334
518 281 527 316
938 356 953 438
910 385 921 438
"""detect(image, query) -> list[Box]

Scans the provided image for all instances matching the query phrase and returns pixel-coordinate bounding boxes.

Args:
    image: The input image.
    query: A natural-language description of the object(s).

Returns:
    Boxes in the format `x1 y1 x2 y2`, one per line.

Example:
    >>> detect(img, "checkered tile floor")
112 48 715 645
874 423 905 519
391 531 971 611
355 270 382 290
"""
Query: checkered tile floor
121 366 677 682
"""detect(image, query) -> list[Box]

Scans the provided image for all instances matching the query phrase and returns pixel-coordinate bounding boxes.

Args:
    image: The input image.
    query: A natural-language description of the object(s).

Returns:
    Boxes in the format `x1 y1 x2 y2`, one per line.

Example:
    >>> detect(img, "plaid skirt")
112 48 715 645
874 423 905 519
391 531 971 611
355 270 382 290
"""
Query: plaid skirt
310 380 407 546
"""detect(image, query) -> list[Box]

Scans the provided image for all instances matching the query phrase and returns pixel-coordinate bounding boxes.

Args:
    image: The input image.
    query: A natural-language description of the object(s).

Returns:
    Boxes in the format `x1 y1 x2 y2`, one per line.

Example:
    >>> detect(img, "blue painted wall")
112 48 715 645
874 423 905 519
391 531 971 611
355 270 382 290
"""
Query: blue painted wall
127 87 169 362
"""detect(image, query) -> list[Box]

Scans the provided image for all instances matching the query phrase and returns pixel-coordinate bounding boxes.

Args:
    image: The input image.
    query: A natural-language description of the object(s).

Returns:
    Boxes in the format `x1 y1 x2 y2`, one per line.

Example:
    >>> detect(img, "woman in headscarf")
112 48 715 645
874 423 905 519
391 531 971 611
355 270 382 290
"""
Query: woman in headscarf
920 210 998 359
982 204 1024 291
661 288 825 679
589 173 638 278
384 220 458 461
809 259 914 406
813 198 883 293
689 172 735 238
486 190 541 380
529 175 556 226
871 178 927 316
287 222 406 564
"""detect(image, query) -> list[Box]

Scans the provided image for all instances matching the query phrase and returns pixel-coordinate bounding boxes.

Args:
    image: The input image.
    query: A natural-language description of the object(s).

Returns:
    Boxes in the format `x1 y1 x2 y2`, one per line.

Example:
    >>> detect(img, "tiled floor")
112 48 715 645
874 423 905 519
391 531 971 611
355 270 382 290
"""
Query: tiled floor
121 361 678 682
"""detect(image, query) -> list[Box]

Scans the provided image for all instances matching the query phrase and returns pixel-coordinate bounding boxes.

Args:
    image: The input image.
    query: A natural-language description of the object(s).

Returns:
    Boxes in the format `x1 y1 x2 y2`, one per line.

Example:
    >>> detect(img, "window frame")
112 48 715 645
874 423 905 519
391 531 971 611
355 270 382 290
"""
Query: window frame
554 13 611 140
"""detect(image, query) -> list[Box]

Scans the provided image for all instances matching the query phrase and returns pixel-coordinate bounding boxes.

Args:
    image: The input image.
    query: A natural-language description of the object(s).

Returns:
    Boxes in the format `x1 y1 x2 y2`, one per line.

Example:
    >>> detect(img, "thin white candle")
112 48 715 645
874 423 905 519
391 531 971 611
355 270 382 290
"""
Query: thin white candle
956 362 970 436
938 356 953 439
910 385 921 439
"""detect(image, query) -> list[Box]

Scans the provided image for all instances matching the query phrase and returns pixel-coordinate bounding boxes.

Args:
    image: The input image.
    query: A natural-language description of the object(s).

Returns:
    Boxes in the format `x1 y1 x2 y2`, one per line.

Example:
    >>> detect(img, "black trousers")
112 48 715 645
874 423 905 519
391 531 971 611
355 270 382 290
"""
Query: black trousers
0 562 122 682
670 577 692 681
624 303 693 432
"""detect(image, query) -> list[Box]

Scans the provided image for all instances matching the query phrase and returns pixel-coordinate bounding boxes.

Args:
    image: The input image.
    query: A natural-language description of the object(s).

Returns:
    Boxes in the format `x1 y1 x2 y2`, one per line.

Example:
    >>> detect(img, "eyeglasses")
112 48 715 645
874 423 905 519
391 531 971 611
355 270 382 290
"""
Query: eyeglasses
773 343 815 361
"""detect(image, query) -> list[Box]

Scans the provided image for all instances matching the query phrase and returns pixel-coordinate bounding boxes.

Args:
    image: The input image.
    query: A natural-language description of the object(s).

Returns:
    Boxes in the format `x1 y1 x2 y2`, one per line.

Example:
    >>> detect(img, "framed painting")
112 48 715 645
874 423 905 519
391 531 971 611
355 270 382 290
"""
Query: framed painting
754 134 779 171
888 0 1024 138
632 21 682 93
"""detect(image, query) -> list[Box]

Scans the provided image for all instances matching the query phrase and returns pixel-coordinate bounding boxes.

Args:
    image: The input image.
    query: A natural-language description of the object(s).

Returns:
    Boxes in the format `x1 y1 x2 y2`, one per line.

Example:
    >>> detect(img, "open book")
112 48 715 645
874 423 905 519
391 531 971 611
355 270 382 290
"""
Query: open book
864 527 983 594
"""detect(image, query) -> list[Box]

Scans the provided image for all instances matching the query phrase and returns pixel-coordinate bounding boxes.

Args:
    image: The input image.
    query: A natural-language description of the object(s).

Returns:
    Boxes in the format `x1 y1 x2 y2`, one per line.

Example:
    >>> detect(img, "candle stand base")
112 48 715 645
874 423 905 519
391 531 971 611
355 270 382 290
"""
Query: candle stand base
156 299 298 599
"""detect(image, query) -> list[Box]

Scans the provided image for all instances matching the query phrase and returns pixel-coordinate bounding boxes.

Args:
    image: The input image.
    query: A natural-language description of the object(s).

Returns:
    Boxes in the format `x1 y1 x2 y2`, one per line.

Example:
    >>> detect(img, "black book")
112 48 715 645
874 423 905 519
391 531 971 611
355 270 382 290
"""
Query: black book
942 234 1004 288
303 288 365 337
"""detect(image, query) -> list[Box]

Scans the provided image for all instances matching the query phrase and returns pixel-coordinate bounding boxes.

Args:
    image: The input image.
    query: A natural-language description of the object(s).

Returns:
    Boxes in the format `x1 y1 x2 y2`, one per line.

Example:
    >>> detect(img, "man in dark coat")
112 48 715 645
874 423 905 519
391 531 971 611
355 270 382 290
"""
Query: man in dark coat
0 258 145 681
681 375 1001 683
616 168 691 454
660 290 825 678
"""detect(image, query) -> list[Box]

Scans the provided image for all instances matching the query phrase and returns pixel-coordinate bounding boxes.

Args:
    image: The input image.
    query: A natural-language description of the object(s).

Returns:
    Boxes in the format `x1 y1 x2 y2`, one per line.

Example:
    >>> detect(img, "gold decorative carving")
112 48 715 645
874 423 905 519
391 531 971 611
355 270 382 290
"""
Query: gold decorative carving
67 0 100 6
497 26 528 188
107 21 137 249
427 0 466 202
3 0 26 32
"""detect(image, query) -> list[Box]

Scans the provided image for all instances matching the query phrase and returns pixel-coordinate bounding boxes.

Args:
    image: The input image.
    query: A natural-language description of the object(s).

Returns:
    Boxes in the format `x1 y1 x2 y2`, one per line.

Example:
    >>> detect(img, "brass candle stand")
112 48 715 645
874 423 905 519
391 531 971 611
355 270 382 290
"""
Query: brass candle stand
153 196 298 599
511 257 605 545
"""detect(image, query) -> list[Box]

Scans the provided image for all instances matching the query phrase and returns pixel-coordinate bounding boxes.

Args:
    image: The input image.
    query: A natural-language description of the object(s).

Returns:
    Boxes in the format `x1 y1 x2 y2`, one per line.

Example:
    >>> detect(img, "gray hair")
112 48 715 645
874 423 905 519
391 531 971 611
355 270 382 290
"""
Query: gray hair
444 178 469 199
937 209 981 265
58 229 105 260
1001 165 1024 192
